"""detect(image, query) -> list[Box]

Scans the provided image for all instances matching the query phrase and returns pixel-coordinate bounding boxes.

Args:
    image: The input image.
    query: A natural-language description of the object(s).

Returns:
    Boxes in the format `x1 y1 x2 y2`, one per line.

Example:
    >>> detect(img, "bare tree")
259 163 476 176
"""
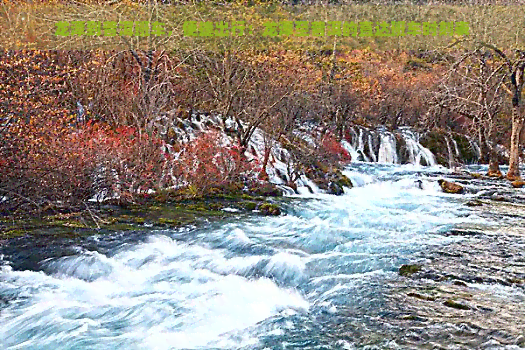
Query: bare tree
434 49 507 175
186 51 301 150
478 45 525 180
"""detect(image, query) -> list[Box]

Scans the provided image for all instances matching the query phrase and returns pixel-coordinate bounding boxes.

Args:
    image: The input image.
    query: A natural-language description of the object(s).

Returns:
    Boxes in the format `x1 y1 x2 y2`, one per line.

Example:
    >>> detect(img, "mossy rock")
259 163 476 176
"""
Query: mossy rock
336 174 353 188
208 202 224 211
399 264 422 277
451 133 478 164
465 199 483 207
258 202 281 216
420 130 448 166
407 292 436 301
443 299 471 310
3 229 27 237
158 217 182 226
242 201 257 211
249 183 283 197
438 179 464 194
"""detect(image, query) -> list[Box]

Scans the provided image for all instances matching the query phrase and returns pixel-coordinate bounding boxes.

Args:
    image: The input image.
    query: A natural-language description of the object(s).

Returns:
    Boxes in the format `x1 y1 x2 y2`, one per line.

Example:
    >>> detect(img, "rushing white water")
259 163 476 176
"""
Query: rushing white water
0 164 501 350
344 126 435 166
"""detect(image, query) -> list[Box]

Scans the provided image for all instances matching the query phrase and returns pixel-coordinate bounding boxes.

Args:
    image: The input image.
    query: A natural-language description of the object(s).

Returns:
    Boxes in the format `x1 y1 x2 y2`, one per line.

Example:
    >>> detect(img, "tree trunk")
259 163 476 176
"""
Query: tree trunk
479 129 490 164
507 114 524 180
487 144 502 177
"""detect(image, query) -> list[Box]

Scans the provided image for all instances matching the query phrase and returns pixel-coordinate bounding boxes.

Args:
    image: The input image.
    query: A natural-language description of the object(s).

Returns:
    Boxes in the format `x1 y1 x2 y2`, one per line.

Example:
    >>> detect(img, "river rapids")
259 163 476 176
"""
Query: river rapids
1 163 524 349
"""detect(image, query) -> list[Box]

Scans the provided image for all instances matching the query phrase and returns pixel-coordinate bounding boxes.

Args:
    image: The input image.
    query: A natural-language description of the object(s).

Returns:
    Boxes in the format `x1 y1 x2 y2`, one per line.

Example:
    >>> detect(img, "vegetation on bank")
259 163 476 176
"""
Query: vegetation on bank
1 31 525 233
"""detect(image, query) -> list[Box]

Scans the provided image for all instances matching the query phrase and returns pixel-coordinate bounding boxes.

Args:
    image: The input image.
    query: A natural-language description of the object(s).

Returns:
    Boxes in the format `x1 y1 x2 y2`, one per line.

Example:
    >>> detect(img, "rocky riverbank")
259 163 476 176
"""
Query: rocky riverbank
0 182 292 240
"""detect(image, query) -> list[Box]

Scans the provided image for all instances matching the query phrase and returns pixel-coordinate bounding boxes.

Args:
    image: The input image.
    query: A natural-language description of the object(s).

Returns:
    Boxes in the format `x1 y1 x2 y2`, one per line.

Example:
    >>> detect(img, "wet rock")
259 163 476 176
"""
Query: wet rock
258 202 281 216
242 201 257 211
328 182 344 195
407 292 436 301
452 280 468 287
515 335 525 346
399 264 422 277
443 299 471 310
446 229 483 236
465 199 483 207
438 179 464 194
286 181 298 194
395 132 410 164
420 130 448 166
491 195 509 202
511 180 525 188
487 169 504 178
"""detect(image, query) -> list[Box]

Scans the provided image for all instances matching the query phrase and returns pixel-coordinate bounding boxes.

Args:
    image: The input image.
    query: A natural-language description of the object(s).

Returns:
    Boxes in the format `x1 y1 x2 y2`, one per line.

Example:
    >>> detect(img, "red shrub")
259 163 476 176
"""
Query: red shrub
319 133 352 165
177 131 256 192
0 119 173 209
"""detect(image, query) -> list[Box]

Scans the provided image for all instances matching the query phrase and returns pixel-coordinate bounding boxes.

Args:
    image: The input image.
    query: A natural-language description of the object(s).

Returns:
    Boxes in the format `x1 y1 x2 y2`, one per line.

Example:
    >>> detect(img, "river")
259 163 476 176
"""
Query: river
1 163 524 349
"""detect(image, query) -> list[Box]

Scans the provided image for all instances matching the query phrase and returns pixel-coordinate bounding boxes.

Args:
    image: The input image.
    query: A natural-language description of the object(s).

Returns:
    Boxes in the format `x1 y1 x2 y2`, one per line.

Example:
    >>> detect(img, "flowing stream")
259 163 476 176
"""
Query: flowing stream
1 163 525 349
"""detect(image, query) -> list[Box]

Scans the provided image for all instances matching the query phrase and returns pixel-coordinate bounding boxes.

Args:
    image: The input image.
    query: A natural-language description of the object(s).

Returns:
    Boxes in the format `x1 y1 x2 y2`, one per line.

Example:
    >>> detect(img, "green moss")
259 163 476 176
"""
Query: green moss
336 174 353 188
443 299 471 310
451 133 478 164
48 220 88 228
404 57 432 72
242 201 257 211
3 229 26 237
420 131 448 166
208 202 224 211
399 264 422 277
258 202 281 216
158 217 182 226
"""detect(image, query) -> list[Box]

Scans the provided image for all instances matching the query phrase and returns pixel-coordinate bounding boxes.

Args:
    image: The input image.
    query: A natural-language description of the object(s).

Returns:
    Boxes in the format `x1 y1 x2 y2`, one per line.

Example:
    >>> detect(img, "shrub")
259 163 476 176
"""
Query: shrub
0 119 173 212
318 133 352 165
177 131 258 193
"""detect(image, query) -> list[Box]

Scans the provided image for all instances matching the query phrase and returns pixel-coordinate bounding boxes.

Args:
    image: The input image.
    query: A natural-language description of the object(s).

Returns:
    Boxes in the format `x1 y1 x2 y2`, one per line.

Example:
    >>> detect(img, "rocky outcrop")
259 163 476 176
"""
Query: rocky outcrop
420 130 480 167
310 167 353 195
438 179 464 194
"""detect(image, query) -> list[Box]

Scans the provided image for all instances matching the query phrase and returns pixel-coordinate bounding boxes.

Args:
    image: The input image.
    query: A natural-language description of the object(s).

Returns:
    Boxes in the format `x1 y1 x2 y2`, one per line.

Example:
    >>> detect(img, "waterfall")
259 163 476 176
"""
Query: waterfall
468 136 481 161
378 132 398 164
398 127 436 167
344 126 435 166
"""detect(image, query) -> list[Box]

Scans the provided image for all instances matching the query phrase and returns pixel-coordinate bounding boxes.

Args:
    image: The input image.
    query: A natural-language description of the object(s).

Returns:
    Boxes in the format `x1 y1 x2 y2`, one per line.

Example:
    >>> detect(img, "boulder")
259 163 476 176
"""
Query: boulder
258 202 281 216
399 264 422 277
465 199 483 207
487 169 504 178
511 180 525 188
328 182 344 195
438 179 464 194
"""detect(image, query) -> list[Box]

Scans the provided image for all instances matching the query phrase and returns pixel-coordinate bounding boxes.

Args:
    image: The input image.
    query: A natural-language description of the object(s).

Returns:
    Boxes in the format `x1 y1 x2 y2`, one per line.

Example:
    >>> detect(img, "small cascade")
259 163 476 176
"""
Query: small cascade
451 138 460 159
368 133 377 162
398 127 436 166
344 126 436 166
377 131 398 164
468 136 481 161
